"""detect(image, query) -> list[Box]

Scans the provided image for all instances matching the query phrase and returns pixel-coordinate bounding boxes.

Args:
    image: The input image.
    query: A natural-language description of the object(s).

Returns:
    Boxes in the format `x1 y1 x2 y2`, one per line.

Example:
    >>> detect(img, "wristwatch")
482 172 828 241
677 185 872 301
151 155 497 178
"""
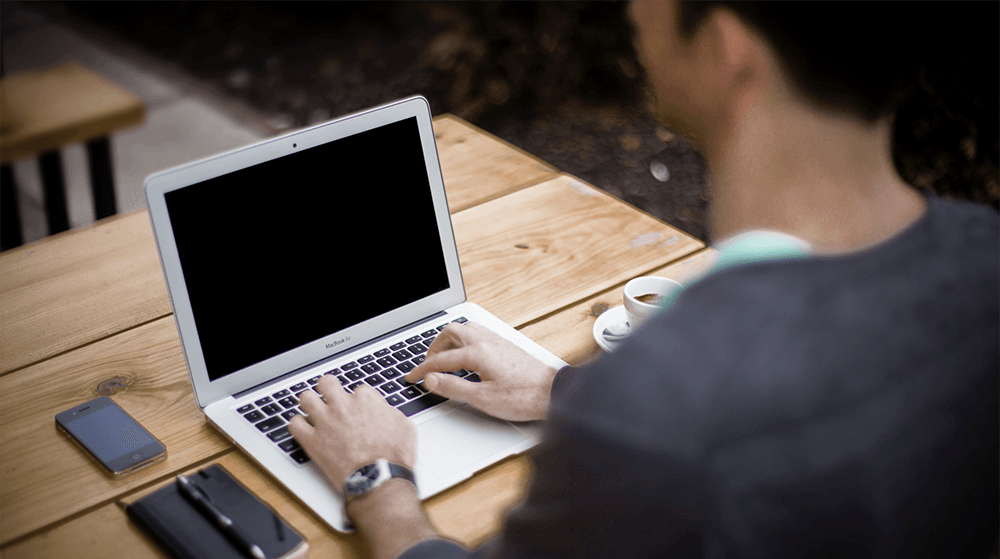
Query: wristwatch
343 459 416 503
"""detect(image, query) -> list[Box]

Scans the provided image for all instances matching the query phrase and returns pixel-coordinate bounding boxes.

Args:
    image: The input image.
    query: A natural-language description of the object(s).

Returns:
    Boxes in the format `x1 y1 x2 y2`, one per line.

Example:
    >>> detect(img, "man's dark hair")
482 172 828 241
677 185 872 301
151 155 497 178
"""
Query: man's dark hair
676 2 935 122
676 1 998 209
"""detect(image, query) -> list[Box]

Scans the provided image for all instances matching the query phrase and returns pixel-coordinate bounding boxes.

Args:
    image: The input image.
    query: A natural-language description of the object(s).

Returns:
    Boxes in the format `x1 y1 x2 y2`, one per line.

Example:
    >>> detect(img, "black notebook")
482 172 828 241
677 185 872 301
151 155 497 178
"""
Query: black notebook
126 464 308 559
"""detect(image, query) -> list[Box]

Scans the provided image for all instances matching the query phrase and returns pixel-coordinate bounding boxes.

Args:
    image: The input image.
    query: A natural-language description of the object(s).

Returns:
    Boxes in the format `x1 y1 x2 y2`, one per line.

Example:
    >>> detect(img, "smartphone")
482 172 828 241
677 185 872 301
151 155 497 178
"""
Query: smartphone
55 396 166 477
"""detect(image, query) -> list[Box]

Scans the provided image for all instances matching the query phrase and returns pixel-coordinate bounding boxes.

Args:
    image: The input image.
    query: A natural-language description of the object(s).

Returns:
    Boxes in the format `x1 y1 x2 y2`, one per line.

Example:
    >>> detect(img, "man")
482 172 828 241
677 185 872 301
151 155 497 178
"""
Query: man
290 1 999 557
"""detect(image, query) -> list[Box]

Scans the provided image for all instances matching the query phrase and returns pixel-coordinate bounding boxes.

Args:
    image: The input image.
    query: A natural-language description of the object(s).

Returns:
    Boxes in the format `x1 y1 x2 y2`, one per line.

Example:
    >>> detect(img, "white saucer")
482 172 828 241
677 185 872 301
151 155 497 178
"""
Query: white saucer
592 305 631 353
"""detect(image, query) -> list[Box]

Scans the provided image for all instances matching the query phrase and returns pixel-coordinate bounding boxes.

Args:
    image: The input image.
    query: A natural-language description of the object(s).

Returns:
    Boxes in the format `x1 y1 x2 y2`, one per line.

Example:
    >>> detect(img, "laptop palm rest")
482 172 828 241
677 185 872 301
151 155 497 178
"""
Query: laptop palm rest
414 404 530 483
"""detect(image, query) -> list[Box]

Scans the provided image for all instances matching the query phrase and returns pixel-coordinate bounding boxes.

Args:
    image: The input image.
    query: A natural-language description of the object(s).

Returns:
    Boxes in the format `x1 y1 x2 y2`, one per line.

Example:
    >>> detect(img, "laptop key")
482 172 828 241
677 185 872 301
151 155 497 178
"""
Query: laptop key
272 389 291 399
307 376 321 385
380 380 402 394
281 409 301 421
243 410 265 422
268 426 293 442
412 355 426 365
254 396 272 406
361 362 381 374
405 336 423 344
348 381 365 392
290 382 308 392
255 416 284 433
467 373 481 382
346 370 365 381
398 393 448 417
364 374 386 387
400 387 421 400
421 330 438 338
382 367 401 379
237 404 255 413
262 403 283 415
453 316 469 323
448 369 470 377
374 348 391 357
289 449 310 464
436 325 448 332
278 396 298 409
390 342 407 351
408 343 427 354
392 349 413 361
386 393 405 406
342 362 359 370
358 355 374 364
396 360 415 373
336 374 348 385
376 356 397 367
278 438 301 452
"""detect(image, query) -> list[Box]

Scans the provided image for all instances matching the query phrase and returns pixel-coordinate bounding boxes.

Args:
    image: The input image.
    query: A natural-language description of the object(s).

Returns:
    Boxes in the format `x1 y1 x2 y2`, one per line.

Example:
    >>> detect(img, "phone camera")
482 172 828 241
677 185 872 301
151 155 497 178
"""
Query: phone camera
292 143 297 148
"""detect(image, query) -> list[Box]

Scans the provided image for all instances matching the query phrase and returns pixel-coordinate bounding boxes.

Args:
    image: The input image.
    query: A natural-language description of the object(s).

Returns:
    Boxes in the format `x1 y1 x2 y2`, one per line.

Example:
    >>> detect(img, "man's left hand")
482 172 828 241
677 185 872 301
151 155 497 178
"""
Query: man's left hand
289 375 416 492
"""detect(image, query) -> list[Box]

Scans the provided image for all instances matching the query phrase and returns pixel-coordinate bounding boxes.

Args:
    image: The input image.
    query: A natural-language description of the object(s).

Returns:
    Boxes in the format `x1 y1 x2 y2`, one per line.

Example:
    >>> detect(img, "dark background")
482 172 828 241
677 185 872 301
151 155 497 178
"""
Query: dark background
4 1 997 243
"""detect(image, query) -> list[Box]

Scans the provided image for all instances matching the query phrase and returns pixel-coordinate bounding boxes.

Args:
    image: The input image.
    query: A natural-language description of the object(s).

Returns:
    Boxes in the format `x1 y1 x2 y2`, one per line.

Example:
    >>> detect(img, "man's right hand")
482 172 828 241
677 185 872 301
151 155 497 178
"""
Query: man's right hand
405 323 558 422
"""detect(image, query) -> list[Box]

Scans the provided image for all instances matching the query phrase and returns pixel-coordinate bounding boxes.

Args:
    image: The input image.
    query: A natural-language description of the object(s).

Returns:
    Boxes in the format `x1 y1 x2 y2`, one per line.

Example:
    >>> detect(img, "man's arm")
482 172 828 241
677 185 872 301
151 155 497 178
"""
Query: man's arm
345 478 444 559
289 378 442 559
288 323 561 559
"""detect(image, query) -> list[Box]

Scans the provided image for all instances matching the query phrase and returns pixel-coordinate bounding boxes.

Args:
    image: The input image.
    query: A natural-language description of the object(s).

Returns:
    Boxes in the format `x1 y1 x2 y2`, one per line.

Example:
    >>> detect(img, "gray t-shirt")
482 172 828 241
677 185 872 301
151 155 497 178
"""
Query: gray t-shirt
403 194 999 559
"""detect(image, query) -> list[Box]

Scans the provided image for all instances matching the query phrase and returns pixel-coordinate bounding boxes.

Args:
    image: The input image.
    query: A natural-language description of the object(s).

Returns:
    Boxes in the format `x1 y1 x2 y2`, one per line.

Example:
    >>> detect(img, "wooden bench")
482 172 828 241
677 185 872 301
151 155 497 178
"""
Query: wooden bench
0 62 146 249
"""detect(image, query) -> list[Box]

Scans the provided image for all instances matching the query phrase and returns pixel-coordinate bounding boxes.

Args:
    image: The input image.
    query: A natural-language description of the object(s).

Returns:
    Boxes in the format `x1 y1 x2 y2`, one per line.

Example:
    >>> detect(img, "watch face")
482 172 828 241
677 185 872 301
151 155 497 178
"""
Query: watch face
346 462 385 496
360 464 380 482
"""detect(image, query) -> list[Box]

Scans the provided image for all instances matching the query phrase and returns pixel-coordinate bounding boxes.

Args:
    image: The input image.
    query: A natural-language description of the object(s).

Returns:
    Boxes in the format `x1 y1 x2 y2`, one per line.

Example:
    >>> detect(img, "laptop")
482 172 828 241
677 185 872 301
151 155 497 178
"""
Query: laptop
145 96 567 532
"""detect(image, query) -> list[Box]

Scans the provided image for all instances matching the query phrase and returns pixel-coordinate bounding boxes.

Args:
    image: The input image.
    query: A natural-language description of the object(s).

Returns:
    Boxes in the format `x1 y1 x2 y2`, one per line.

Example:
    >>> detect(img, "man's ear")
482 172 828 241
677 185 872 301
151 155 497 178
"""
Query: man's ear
700 7 766 100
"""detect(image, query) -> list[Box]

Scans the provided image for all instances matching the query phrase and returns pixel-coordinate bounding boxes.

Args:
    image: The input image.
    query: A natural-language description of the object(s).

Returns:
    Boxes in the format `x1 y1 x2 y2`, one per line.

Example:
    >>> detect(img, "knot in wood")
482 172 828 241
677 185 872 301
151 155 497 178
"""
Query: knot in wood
96 376 131 396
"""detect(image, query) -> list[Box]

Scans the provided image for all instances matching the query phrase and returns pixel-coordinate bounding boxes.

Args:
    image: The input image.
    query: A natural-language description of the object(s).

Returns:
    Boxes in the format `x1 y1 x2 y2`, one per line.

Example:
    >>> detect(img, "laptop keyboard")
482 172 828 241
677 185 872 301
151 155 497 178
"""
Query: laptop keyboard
233 317 480 465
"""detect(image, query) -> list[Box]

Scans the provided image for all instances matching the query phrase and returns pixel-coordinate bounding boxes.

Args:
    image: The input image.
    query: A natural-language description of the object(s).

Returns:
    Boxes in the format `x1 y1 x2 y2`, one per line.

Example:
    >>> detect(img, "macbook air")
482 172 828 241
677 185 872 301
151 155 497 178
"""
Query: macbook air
145 96 567 532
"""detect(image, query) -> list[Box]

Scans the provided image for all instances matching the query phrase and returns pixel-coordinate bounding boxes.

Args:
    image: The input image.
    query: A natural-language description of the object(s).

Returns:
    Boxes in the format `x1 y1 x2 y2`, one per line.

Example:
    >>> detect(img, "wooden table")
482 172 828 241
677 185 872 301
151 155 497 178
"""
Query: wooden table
0 114 717 557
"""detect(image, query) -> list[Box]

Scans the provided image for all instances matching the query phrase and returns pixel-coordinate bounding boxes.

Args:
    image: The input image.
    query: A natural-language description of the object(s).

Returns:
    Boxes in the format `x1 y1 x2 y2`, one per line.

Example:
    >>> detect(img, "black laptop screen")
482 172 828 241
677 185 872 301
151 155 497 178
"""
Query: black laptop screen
165 117 450 381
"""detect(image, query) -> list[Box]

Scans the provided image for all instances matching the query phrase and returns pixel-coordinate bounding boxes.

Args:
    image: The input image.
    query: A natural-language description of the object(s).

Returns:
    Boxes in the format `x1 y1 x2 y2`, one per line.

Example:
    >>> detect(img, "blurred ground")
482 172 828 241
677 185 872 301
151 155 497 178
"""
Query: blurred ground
4 1 997 244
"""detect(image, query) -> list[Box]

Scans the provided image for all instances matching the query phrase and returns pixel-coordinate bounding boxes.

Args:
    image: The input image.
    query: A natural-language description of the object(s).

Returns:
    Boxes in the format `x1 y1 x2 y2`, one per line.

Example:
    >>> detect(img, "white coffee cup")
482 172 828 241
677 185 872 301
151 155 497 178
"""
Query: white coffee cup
623 276 684 330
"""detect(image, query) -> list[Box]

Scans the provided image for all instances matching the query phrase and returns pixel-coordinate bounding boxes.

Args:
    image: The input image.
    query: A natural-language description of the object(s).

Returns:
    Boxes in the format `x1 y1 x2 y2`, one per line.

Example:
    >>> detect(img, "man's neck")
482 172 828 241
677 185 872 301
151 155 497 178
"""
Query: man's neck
706 101 927 255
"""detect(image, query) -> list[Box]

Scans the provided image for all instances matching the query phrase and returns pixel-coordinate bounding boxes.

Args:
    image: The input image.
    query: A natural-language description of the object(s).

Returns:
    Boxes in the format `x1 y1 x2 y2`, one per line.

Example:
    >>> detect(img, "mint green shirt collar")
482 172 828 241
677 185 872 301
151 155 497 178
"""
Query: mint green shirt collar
659 230 814 312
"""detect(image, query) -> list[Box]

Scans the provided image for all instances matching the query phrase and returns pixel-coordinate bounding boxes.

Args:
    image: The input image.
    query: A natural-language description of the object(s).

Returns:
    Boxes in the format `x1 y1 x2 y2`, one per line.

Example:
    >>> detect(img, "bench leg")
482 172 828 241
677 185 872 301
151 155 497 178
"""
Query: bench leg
39 150 70 235
87 136 117 220
1 164 23 250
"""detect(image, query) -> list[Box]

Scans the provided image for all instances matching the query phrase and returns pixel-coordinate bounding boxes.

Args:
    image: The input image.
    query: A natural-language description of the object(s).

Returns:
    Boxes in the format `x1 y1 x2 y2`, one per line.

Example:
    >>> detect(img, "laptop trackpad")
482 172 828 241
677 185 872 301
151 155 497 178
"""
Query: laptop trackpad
416 405 528 479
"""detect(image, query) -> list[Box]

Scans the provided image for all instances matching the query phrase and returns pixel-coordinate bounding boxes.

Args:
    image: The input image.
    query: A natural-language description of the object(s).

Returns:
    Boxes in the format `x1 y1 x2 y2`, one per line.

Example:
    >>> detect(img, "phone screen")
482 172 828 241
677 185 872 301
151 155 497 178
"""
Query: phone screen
57 397 165 475
68 404 157 462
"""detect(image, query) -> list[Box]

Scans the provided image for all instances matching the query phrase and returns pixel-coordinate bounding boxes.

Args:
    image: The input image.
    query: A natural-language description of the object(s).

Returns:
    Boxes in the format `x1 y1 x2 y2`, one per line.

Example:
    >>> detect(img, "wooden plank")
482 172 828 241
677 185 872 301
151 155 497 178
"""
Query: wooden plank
0 210 172 374
432 115 558 213
520 248 720 366
8 249 729 555
0 62 146 163
2 449 532 558
0 318 230 545
0 115 558 375
0 178 699 542
457 174 703 327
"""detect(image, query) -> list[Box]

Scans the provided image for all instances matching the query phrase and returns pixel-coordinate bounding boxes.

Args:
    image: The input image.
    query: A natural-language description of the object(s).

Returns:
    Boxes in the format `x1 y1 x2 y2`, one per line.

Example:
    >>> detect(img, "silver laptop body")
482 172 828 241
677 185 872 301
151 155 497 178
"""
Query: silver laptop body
145 96 567 532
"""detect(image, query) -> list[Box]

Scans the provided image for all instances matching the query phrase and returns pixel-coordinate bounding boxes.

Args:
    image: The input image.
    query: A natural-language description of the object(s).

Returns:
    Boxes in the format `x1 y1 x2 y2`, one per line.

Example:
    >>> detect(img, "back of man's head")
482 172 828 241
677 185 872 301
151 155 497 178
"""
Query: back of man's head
676 2 987 123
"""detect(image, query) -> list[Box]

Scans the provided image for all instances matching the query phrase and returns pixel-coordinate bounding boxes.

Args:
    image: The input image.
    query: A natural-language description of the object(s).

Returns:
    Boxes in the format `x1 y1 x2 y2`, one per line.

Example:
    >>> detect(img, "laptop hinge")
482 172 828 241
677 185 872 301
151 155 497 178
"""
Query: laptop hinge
233 310 450 400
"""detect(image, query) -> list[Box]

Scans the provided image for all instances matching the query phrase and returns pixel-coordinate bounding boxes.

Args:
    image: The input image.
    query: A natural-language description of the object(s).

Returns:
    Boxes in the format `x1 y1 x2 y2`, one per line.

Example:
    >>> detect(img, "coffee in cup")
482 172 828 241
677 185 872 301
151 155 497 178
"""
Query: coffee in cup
623 276 683 330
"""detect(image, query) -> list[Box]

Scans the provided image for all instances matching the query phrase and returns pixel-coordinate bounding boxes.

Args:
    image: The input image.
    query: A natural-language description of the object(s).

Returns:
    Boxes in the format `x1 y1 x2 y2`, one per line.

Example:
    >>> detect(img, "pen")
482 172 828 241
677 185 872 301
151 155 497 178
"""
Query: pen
177 475 266 559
